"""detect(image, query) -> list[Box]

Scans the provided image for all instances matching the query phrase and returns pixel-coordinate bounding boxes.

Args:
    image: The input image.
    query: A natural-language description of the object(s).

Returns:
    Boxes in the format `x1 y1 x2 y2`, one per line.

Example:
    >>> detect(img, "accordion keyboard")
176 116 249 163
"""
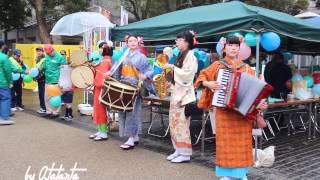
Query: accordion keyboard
212 69 232 107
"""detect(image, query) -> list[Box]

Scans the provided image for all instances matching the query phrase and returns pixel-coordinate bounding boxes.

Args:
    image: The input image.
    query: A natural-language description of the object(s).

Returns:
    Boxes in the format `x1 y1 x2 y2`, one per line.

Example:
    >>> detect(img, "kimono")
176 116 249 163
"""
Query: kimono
93 57 112 132
111 50 153 137
195 57 255 179
169 50 198 156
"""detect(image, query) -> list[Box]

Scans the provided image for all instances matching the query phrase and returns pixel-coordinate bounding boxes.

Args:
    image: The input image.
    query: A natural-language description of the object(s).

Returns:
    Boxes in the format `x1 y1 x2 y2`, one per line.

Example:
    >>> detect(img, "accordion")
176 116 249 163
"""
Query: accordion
212 69 273 120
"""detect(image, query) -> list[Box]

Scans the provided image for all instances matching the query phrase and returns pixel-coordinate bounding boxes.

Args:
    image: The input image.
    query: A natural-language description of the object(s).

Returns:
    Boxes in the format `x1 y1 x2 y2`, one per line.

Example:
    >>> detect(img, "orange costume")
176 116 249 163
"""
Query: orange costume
93 57 112 125
195 57 255 168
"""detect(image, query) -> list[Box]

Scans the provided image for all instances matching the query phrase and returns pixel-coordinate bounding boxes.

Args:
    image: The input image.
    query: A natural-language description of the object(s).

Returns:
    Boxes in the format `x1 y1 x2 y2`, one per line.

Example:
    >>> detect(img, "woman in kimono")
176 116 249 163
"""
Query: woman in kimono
195 36 268 180
88 41 113 141
108 35 153 150
162 30 198 163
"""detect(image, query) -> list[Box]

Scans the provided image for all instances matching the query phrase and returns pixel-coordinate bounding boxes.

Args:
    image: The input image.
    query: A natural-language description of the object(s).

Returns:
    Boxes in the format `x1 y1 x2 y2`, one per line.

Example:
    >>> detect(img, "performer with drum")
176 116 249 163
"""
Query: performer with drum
107 35 153 150
194 36 268 180
88 41 113 141
162 30 198 163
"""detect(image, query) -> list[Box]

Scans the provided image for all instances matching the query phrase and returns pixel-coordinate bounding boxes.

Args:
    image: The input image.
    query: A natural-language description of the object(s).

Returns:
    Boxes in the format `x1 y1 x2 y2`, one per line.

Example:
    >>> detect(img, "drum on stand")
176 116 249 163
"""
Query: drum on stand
70 50 88 67
99 78 139 112
71 66 94 88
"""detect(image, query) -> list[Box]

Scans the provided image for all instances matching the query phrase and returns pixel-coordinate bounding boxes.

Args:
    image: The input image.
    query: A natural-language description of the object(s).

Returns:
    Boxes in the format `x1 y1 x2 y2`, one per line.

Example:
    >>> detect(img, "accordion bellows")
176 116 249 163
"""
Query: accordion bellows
212 69 273 120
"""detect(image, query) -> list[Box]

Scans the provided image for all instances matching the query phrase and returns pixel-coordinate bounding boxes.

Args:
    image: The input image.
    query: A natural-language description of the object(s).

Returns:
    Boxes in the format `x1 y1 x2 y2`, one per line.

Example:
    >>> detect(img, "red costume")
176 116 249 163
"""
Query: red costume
93 57 112 125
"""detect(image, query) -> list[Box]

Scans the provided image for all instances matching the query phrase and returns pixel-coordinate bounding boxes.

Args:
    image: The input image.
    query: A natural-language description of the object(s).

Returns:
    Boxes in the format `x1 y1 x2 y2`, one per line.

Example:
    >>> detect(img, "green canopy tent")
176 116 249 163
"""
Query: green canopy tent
112 1 320 55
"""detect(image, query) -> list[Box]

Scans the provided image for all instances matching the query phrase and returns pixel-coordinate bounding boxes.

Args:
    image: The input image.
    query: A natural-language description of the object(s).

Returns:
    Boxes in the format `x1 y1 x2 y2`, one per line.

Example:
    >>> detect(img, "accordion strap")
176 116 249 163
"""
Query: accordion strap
220 59 246 71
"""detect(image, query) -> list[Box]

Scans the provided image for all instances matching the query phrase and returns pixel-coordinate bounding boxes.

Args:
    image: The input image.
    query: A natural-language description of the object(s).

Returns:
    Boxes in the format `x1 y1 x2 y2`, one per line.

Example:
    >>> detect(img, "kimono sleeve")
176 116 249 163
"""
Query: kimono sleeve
173 53 198 87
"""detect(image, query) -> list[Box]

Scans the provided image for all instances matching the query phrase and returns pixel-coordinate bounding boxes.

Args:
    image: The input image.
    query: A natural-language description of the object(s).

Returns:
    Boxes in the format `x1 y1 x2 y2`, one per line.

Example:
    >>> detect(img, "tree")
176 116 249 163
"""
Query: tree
27 0 89 43
0 0 28 42
316 0 320 9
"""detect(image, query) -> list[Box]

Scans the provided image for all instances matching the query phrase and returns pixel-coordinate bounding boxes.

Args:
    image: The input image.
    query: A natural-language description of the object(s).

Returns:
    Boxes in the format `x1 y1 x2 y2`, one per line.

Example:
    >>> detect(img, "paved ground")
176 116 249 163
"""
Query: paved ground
0 112 217 180
9 89 320 180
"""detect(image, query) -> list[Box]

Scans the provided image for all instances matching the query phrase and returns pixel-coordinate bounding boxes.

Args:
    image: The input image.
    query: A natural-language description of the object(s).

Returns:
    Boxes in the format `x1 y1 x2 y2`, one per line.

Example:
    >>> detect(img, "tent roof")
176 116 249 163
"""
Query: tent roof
112 1 320 54
295 11 320 18
304 16 320 26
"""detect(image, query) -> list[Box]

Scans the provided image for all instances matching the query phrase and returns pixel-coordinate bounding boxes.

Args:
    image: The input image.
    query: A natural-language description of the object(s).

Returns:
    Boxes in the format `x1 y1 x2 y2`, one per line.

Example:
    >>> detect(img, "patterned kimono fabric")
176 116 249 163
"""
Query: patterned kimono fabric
93 57 112 133
169 50 198 156
195 57 255 179
113 50 153 137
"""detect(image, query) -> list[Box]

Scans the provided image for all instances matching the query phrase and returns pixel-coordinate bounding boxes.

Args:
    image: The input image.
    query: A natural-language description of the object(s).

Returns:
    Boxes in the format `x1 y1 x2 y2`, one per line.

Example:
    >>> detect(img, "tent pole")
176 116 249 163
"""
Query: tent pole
255 33 261 77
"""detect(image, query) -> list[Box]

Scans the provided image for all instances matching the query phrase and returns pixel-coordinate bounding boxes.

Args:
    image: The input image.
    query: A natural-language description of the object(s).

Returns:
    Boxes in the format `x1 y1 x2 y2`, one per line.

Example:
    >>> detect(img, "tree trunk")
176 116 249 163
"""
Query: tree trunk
165 0 177 12
33 0 52 44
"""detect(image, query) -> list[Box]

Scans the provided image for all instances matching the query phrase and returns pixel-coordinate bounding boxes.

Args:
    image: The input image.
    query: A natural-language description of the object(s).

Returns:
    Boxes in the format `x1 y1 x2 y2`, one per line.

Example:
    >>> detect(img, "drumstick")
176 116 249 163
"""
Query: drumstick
109 49 130 76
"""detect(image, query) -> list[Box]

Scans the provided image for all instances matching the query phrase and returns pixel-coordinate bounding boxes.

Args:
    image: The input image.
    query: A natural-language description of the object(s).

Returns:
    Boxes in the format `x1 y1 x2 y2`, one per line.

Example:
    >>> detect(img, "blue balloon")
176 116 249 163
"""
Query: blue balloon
198 60 205 71
216 42 223 57
30 68 39 77
292 74 303 81
49 96 62 107
261 32 281 52
12 73 20 81
112 50 123 62
153 64 163 76
198 51 210 68
282 52 293 61
312 84 320 95
303 76 314 88
173 47 180 57
168 57 175 64
89 51 103 65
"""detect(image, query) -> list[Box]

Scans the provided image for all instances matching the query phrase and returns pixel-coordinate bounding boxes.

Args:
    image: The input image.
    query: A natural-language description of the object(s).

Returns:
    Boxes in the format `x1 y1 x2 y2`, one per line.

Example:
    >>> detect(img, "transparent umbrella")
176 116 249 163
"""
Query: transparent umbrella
50 12 116 36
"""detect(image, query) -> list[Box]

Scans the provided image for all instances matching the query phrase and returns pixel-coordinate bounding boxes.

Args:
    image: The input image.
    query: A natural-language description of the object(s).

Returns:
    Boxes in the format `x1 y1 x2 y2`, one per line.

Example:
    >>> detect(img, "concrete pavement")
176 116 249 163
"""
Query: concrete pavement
0 112 217 180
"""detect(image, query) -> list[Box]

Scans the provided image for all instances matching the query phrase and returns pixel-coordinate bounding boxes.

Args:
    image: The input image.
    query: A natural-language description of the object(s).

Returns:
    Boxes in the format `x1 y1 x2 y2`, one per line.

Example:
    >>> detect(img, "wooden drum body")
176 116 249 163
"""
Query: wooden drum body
99 78 139 112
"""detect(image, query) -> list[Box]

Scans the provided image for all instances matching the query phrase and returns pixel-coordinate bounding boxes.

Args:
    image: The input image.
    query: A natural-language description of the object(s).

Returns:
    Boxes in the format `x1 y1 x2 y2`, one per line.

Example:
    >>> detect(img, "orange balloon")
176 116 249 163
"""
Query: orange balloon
46 85 61 97
156 53 169 66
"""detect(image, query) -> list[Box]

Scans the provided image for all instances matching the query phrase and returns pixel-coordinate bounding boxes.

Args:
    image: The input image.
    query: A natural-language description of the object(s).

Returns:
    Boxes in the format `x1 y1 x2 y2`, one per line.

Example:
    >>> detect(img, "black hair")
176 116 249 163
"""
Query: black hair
99 42 113 57
222 35 241 58
225 35 241 46
176 30 195 49
272 52 284 63
2 47 9 55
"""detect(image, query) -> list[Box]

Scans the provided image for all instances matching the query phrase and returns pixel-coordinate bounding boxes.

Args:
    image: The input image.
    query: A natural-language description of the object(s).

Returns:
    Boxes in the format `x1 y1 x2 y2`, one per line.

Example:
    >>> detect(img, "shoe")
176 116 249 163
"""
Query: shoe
37 109 46 114
166 151 180 161
17 106 24 111
64 116 73 122
89 132 100 139
11 107 17 112
120 144 134 150
42 113 52 117
93 133 108 141
0 120 15 125
171 155 190 163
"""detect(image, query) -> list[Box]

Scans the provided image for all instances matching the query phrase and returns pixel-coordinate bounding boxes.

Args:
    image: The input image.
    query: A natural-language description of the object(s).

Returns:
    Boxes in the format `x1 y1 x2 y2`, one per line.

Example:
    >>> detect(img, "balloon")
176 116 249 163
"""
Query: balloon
198 60 205 71
312 84 320 96
239 43 251 60
282 52 293 61
193 48 200 59
244 32 257 46
261 32 281 51
49 96 62 107
173 47 180 57
163 47 173 59
292 73 303 81
23 75 33 83
216 42 223 57
12 73 20 81
156 54 169 66
112 50 123 62
24 64 29 71
139 47 148 56
89 51 103 65
303 76 314 88
198 51 210 68
46 85 61 97
148 58 156 65
30 68 39 77
168 57 175 64
153 64 163 76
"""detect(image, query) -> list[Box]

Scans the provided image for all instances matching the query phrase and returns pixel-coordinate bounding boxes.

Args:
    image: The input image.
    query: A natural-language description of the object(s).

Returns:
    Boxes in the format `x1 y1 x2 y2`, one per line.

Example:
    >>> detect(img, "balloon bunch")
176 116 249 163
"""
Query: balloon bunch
46 85 62 107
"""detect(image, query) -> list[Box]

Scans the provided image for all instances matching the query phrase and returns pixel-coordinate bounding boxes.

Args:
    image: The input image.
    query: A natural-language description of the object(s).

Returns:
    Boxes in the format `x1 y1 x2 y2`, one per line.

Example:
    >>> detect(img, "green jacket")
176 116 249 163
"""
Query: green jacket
0 52 13 87
9 57 25 74
42 51 67 84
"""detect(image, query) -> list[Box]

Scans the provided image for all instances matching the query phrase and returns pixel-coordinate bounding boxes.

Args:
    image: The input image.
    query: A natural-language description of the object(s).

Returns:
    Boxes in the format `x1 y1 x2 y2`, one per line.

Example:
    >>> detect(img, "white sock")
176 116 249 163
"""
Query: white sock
133 135 139 142
125 137 134 146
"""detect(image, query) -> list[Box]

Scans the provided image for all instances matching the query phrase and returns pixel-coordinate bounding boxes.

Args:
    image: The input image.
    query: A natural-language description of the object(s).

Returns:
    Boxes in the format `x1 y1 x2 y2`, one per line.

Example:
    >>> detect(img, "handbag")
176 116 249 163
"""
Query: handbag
255 113 267 129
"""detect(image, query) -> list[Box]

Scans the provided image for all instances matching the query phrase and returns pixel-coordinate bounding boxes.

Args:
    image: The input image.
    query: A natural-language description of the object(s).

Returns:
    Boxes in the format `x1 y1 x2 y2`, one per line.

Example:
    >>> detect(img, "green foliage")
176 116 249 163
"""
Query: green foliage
0 0 28 30
316 0 320 9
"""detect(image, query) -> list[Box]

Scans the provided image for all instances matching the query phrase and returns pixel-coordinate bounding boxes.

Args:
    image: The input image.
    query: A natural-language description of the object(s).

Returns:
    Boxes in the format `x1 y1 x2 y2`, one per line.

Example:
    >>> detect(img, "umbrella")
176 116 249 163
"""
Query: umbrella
304 16 320 26
295 11 320 19
50 12 115 36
